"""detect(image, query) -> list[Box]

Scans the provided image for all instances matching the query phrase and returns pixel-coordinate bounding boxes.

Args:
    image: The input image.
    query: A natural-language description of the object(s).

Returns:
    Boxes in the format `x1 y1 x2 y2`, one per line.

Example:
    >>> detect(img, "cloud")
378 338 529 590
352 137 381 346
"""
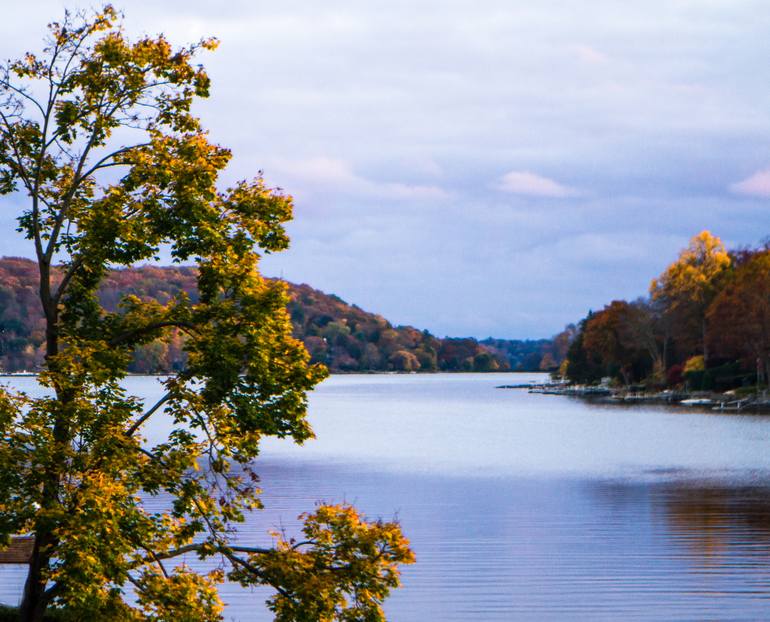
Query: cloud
729 168 770 198
495 171 577 198
266 157 449 200
574 44 608 64
7 1 770 338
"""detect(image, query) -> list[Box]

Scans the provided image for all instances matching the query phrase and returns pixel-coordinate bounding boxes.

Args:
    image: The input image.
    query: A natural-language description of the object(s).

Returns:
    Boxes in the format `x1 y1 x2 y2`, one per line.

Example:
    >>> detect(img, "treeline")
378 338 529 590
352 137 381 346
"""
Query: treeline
0 257 556 374
560 231 770 391
286 282 558 372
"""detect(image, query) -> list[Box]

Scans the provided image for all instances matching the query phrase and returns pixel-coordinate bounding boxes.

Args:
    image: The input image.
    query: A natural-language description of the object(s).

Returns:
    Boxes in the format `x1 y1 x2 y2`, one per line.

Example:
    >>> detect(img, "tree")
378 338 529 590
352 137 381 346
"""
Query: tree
472 351 500 372
388 349 421 371
650 231 731 364
582 301 646 385
0 7 412 622
707 249 770 386
616 299 666 384
563 316 604 384
551 324 577 363
538 352 557 372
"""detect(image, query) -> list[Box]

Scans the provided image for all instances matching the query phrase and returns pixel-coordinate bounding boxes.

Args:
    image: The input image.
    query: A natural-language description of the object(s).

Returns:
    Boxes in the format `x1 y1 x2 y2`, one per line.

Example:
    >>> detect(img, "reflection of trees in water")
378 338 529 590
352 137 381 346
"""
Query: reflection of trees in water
654 484 770 565
591 480 770 566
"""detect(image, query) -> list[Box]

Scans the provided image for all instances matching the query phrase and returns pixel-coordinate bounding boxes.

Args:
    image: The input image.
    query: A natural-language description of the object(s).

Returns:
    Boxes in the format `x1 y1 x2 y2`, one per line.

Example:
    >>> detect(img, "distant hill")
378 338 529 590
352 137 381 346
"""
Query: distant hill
0 257 558 373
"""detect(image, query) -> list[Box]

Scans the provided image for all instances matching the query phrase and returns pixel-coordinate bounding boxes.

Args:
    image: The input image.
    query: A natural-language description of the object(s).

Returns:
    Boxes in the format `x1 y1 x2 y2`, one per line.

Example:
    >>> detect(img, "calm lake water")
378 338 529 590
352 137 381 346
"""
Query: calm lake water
4 372 770 620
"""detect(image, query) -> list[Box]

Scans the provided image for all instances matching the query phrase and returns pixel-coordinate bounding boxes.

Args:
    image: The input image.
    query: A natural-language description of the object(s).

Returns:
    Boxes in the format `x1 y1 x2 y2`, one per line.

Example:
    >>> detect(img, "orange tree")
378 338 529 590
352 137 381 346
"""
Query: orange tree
650 231 731 364
0 7 412 622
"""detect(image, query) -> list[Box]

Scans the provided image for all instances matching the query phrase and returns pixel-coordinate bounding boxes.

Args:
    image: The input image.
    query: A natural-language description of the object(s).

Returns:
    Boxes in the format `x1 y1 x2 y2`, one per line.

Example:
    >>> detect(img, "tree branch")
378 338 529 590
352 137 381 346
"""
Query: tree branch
53 255 84 304
0 109 35 195
109 321 198 347
125 392 172 437
0 79 46 117
73 142 150 185
143 542 272 564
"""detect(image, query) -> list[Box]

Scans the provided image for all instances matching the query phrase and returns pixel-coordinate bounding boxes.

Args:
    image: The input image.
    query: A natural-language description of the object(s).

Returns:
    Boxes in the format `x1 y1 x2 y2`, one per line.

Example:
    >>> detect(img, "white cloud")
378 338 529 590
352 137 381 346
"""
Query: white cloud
495 171 577 198
7 1 770 338
730 168 770 198
267 157 449 200
574 44 608 64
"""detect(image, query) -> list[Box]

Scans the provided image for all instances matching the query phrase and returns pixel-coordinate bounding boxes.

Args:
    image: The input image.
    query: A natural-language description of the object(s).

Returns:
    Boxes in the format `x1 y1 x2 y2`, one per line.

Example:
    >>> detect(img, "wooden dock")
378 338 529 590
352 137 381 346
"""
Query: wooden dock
0 536 33 564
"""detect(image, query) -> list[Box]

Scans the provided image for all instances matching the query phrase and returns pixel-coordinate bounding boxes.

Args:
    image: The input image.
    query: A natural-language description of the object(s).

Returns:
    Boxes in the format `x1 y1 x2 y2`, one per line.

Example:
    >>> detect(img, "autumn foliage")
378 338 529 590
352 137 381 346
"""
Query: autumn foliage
0 7 413 622
0 257 558 374
562 231 770 389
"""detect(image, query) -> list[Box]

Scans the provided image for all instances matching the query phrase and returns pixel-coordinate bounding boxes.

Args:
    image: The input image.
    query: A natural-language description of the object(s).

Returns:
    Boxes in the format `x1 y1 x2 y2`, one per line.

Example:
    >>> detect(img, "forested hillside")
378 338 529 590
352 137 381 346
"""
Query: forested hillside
0 257 556 373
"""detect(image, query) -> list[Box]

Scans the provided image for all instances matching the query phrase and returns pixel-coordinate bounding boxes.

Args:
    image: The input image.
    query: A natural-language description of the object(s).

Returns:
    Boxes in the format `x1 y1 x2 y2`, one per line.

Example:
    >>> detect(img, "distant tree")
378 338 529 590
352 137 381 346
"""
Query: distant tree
130 340 169 374
564 316 604 384
355 342 379 370
551 324 578 362
582 301 646 385
414 346 438 371
539 352 557 371
321 320 351 345
472 351 500 372
616 300 666 383
707 249 770 385
650 231 731 364
520 351 543 371
0 7 412 622
388 349 421 371
438 338 481 371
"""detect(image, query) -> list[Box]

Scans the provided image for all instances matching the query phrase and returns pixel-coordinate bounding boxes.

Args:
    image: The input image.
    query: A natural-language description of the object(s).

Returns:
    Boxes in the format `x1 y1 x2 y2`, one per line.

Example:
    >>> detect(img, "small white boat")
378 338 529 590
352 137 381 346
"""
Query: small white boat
680 398 714 406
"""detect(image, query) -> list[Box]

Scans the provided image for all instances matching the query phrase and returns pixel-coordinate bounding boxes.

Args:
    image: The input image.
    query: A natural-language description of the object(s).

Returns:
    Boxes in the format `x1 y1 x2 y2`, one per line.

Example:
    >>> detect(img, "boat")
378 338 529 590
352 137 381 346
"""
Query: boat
680 398 714 406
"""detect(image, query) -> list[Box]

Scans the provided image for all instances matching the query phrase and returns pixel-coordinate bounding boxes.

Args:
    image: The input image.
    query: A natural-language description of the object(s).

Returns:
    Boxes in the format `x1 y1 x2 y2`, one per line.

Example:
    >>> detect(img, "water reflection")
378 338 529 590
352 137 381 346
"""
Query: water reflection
4 465 770 619
3 374 770 620
224 467 770 621
656 482 770 569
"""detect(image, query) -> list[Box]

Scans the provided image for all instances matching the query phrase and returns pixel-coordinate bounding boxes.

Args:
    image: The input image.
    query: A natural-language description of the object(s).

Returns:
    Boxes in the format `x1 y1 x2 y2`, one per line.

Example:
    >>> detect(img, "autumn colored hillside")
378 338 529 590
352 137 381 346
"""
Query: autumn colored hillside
0 257 557 373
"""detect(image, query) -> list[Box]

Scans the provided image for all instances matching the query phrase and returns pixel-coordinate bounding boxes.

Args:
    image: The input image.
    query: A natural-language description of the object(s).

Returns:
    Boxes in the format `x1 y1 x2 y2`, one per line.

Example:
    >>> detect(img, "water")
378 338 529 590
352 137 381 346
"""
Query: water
4 373 770 620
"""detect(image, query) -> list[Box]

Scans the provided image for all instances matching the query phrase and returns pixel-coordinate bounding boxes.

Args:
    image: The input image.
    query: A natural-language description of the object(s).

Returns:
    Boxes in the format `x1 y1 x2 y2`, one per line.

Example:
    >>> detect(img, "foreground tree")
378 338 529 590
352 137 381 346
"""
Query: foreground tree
0 7 412 621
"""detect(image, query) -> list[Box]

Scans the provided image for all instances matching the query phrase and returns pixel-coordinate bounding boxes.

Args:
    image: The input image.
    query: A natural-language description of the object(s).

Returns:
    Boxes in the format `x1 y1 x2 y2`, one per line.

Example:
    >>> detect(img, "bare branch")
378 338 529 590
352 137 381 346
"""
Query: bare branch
125 392 172 437
226 552 293 599
145 542 271 564
75 142 149 184
0 79 46 117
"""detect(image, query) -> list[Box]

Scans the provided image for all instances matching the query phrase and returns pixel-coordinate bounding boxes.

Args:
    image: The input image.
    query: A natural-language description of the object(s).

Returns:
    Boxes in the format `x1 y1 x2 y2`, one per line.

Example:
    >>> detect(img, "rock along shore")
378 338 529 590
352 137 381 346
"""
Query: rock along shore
496 382 770 413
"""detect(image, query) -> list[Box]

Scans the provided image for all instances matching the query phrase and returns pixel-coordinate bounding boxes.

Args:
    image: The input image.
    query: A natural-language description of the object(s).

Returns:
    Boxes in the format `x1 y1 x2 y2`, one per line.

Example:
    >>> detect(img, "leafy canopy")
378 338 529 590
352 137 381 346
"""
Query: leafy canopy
0 6 412 621
650 230 731 311
650 230 731 361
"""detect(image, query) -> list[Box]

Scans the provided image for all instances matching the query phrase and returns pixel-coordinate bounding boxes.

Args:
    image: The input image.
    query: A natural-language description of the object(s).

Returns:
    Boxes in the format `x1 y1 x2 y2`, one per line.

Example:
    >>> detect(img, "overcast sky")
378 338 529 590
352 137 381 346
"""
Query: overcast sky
3 1 770 338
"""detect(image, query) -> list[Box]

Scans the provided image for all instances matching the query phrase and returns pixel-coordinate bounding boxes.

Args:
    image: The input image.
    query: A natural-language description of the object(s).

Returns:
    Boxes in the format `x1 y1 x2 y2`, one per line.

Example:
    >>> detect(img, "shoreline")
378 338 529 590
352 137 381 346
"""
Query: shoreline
498 382 770 413
0 369 546 378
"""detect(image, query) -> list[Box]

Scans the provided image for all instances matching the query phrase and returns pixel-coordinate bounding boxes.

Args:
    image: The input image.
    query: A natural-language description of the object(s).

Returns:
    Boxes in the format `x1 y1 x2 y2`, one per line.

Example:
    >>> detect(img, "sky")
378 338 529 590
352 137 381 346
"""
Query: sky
2 0 770 338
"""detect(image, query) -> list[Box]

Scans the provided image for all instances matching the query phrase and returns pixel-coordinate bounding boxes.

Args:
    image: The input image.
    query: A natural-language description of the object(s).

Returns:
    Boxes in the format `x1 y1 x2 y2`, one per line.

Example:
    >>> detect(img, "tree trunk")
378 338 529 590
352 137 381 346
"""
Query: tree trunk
652 356 665 385
620 367 631 387
19 264 59 622
19 535 51 622
702 318 709 365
